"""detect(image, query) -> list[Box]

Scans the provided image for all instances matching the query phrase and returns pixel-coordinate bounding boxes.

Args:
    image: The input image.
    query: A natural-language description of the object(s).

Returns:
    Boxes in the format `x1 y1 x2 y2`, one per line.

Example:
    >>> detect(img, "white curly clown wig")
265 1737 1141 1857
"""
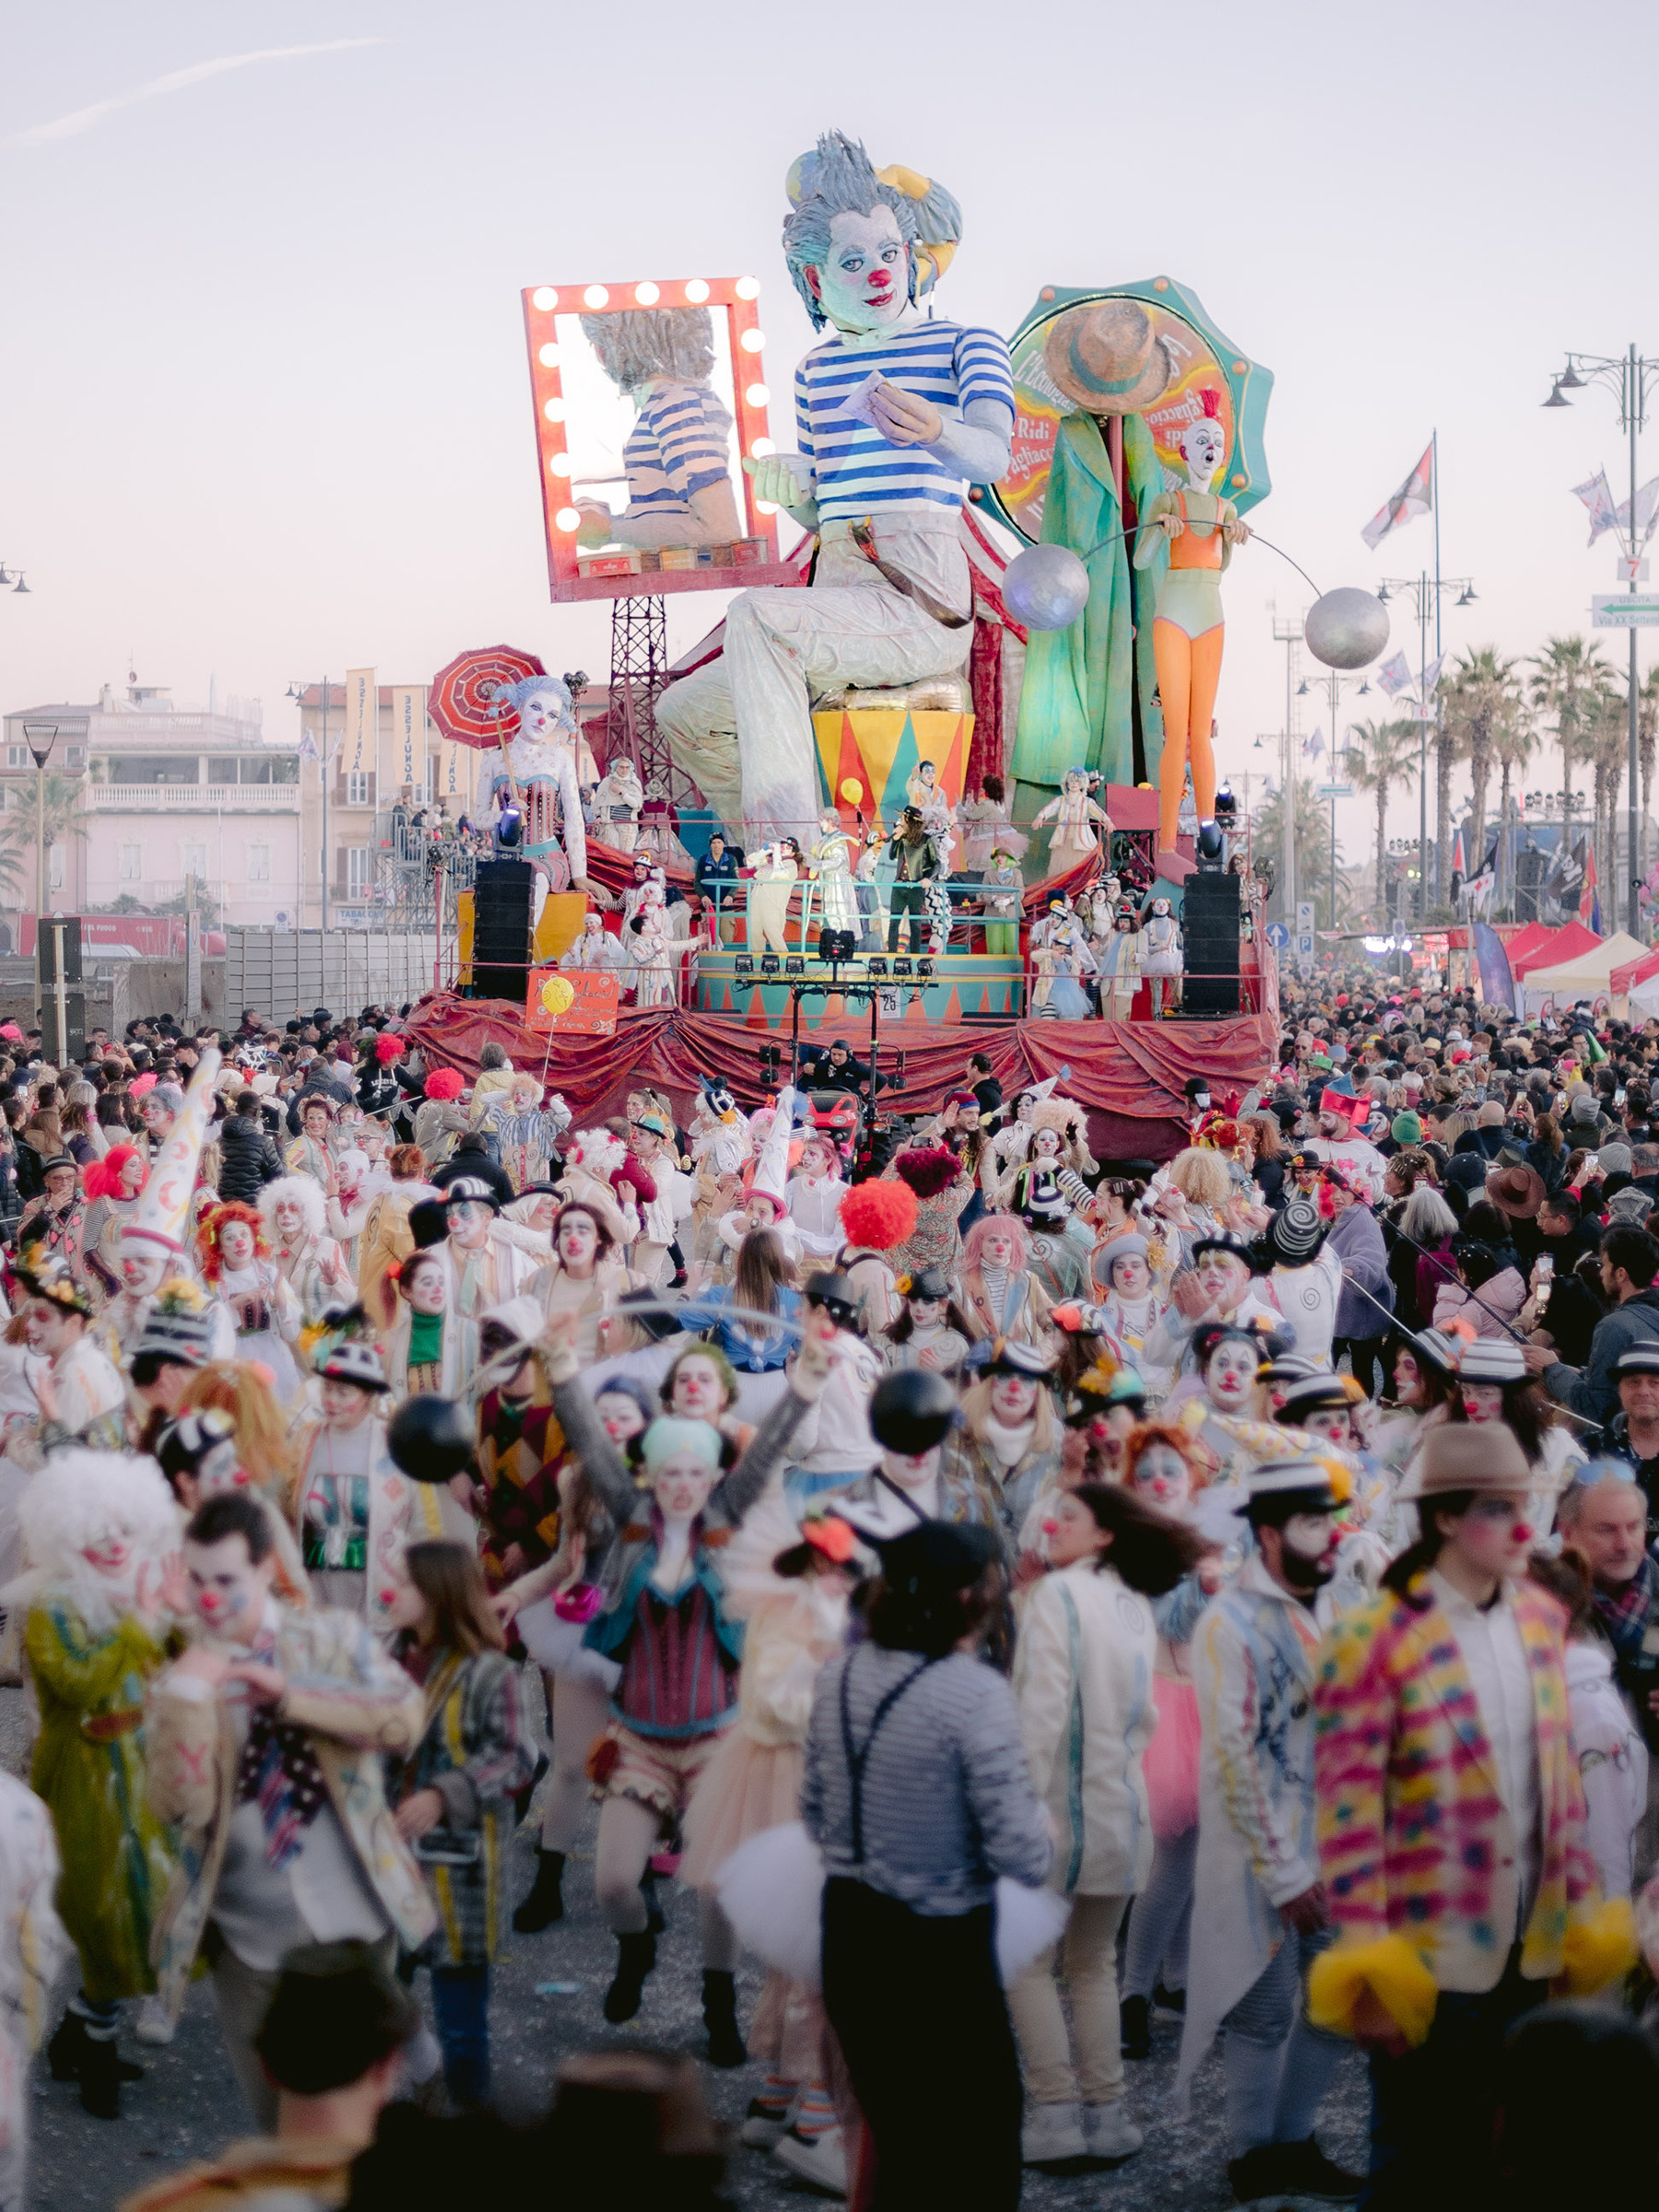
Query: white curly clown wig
258 1175 326 1239
16 1452 177 1631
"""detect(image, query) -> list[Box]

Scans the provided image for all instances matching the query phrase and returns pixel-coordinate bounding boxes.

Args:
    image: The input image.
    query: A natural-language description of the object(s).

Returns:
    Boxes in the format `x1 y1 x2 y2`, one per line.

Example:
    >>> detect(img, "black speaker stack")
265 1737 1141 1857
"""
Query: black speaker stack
36 914 84 1065
471 860 534 1005
1176 870 1240 1018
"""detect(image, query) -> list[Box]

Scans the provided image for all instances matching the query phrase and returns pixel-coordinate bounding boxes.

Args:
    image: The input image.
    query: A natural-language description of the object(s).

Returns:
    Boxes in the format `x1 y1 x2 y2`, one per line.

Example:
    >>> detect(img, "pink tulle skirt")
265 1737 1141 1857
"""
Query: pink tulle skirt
679 1734 804 1893
1143 1675 1201 1840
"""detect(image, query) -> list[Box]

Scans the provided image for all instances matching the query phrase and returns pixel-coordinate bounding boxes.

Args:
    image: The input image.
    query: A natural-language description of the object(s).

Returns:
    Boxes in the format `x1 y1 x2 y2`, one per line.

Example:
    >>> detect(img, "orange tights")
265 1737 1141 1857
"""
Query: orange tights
1153 618 1223 851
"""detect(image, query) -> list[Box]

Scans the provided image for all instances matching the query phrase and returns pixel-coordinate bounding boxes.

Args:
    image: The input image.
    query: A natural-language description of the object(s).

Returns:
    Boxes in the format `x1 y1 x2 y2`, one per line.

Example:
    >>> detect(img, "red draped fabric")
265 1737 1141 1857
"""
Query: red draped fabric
406 994 1275 1166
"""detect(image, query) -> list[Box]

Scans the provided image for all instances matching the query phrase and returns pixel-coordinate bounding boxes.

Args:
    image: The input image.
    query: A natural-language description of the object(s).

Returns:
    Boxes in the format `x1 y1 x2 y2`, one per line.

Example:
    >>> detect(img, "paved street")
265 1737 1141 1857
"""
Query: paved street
8 1679 1370 2210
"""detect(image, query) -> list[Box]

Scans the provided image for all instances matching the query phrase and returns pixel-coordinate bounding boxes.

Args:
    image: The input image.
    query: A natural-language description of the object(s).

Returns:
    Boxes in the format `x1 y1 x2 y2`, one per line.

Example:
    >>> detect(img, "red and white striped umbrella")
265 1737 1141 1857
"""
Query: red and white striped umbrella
429 642 547 750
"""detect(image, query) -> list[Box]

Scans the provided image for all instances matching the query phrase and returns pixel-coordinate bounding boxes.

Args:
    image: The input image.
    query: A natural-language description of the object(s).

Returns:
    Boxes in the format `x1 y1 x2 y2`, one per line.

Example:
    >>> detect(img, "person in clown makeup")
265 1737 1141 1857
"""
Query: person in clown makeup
656 131 1014 846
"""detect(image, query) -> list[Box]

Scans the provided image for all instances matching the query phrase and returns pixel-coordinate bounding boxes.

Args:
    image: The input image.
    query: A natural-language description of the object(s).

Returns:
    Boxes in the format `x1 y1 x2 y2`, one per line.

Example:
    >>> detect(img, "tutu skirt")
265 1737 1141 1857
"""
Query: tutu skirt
679 1734 803 1892
1143 1675 1201 1841
716 1822 1069 1991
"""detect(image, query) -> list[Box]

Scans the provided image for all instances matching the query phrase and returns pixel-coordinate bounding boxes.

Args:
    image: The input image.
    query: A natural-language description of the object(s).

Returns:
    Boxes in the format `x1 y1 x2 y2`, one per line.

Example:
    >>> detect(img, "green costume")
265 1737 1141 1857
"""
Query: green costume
27 1599 175 2003
1009 411 1167 817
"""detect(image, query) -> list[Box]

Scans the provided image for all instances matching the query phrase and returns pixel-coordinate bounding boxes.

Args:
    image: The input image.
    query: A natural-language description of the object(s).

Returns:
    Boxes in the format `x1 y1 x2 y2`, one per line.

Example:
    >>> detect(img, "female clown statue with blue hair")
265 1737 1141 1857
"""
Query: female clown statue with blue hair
655 133 1016 849
481 672 599 895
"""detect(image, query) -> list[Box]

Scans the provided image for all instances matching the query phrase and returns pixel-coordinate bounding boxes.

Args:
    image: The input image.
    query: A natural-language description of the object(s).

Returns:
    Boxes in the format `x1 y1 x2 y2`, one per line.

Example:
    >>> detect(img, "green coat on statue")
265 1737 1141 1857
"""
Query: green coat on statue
27 1599 176 2004
1010 410 1168 815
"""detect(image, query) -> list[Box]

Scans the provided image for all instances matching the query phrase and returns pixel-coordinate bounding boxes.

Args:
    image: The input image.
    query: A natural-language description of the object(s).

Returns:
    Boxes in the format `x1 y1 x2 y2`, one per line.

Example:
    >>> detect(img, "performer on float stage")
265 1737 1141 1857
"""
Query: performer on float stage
656 131 1015 844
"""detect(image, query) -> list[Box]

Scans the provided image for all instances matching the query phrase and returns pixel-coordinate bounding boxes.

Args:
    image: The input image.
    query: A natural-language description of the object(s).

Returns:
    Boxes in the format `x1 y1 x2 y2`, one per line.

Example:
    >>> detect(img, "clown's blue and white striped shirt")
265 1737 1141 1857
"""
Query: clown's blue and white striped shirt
621 382 732 519
794 320 1014 522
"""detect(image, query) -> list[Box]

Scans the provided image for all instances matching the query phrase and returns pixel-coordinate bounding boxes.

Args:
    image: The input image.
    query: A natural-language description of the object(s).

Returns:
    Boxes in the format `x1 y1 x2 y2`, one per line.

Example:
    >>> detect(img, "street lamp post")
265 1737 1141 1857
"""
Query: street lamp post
1545 345 1658 937
288 680 333 930
1311 666 1371 933
21 722 58 920
1375 569 1475 920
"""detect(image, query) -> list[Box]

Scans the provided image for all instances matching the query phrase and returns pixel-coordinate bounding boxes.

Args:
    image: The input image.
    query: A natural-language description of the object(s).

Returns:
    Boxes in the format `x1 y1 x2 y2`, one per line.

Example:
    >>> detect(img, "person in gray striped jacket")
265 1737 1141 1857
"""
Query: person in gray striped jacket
801 1519 1049 2209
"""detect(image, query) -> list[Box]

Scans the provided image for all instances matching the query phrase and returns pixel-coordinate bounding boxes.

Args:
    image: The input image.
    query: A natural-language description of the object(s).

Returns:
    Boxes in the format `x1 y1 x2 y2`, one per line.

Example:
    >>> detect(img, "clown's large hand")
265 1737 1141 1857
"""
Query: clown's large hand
743 453 816 511
868 379 943 448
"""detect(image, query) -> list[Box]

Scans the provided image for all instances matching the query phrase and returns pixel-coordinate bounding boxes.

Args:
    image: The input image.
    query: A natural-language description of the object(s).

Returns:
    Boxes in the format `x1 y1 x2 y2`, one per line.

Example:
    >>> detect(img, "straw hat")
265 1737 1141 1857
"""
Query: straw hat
1042 299 1171 418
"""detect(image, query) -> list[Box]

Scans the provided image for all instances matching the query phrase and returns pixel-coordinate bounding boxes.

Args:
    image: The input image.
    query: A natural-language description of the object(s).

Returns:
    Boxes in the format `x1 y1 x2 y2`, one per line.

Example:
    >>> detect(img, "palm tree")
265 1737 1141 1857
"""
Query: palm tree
0 775 88 909
1431 704 1467 909
1442 648 1524 864
1342 716 1419 911
1252 779 1341 927
1528 635 1610 822
1640 663 1659 881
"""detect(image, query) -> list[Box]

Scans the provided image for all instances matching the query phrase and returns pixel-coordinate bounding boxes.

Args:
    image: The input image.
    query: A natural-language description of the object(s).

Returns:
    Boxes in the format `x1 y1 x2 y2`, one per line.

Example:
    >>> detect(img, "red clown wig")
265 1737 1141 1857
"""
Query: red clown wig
194 1200 270 1284
837 1178 918 1253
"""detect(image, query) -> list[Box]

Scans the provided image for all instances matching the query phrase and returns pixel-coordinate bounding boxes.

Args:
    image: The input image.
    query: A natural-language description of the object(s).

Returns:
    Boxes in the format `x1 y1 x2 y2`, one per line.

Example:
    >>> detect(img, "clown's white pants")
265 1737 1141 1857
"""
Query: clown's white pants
655 521 970 845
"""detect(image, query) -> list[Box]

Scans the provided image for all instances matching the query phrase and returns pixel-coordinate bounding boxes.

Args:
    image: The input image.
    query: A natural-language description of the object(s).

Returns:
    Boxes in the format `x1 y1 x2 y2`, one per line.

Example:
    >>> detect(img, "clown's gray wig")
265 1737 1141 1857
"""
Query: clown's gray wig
782 131 920 328
581 306 720 396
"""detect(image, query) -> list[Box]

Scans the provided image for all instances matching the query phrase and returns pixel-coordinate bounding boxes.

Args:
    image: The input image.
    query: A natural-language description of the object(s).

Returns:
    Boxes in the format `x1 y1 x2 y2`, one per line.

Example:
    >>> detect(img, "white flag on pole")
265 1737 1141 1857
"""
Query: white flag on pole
1616 475 1659 551
1361 443 1433 549
1377 652 1413 699
1420 654 1443 697
1572 469 1620 547
1302 727 1324 761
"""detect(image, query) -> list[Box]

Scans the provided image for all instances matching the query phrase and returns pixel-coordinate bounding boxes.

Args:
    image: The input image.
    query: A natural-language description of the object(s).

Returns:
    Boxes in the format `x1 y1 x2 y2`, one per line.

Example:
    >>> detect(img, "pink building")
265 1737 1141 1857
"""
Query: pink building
2 684 302 931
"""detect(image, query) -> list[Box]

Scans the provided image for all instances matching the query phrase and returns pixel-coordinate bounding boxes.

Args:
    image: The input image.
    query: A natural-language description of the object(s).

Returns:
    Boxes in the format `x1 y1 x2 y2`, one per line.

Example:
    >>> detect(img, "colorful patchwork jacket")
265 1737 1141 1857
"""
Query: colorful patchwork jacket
1312 1575 1597 2005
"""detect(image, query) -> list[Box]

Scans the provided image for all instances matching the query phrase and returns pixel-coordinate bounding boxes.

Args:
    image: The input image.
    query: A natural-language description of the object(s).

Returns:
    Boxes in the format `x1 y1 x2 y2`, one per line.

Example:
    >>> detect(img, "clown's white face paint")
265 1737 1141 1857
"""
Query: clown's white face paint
1195 1252 1249 1309
989 1372 1040 1426
1206 1339 1257 1410
403 1260 445 1317
1132 1441 1190 1513
518 686 571 741
1460 1382 1502 1425
981 1227 1020 1272
119 1245 167 1296
184 1532 276 1645
448 1203 490 1252
218 1220 256 1271
557 1210 599 1274
1180 415 1226 493
818 206 911 334
596 1391 649 1448
670 1356 725 1420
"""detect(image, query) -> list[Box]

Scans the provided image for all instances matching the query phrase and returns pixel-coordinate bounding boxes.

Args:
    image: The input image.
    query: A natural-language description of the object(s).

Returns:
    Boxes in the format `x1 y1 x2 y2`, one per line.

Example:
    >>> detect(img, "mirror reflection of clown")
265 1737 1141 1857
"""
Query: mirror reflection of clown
481 673 597 894
1132 392 1250 869
574 307 743 550
656 132 1014 846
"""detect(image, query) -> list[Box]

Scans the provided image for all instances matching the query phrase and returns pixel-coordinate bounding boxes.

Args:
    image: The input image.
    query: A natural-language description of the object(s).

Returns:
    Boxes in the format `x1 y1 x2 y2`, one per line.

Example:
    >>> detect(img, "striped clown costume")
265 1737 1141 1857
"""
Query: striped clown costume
657 132 1014 846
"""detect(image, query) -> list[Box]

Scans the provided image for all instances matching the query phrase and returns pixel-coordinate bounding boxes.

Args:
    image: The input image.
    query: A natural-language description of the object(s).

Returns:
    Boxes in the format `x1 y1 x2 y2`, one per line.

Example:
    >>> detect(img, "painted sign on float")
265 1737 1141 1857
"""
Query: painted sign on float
524 967 619 1035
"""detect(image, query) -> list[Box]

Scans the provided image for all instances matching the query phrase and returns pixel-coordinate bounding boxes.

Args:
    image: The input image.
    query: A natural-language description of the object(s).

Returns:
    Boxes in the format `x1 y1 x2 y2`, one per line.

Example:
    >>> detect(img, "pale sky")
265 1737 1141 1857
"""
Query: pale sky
3 0 1655 877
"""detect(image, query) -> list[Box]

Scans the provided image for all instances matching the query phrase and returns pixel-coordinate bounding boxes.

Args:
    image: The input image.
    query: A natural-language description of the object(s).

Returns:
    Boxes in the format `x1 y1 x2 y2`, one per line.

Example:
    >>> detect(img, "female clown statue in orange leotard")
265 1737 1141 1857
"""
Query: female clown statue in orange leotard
1133 391 1250 874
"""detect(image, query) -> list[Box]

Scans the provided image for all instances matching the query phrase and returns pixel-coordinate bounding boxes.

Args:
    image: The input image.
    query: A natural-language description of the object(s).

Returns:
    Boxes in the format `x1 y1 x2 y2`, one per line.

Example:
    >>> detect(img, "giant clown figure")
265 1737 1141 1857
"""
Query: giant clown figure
656 132 1015 846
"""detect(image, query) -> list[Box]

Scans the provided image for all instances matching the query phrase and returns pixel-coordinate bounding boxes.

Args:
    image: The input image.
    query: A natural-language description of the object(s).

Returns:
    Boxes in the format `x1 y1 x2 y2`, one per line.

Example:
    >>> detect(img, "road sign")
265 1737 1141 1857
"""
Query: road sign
1265 921 1289 948
1314 783 1354 800
1619 557 1651 584
1295 901 1315 936
1593 593 1659 628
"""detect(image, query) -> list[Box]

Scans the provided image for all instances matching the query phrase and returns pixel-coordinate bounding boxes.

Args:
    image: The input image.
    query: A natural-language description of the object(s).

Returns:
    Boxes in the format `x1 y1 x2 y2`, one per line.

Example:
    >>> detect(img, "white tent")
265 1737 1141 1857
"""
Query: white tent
1521 930 1647 1015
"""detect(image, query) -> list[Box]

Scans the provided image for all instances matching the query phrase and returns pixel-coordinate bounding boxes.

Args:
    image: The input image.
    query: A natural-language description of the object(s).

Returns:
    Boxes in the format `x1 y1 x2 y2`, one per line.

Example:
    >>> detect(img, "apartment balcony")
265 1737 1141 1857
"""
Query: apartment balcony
87 783 299 811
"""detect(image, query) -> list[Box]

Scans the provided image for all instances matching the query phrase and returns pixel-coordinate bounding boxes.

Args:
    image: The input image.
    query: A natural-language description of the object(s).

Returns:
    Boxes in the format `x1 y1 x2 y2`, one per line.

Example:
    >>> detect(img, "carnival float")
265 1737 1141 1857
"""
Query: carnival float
409 132 1390 1161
